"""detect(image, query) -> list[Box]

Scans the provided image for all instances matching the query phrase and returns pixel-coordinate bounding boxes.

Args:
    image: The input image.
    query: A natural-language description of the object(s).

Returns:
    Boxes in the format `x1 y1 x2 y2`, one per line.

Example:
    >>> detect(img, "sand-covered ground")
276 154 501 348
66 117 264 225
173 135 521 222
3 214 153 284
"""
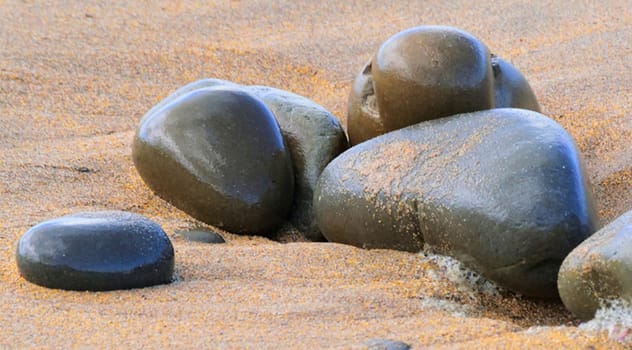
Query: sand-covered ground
1 0 631 348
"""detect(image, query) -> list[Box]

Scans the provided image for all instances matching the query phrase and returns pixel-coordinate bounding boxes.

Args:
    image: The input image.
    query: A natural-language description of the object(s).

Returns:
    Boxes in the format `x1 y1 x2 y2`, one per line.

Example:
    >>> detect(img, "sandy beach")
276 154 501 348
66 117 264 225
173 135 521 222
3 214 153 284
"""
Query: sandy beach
1 0 631 348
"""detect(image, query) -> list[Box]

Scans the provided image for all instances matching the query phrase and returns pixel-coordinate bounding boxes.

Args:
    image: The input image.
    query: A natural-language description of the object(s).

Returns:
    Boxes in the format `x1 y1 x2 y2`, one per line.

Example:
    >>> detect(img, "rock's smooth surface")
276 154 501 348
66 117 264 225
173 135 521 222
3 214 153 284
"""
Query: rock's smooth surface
133 87 294 235
347 25 494 145
177 228 226 244
16 211 174 291
365 339 411 350
492 55 541 112
558 210 632 320
315 108 598 297
139 79 347 240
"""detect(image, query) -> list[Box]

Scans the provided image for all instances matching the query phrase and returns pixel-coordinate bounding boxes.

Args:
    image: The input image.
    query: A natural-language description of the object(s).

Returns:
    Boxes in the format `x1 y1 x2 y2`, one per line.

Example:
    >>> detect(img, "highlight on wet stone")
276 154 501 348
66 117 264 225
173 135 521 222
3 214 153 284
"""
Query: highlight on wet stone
16 211 175 291
133 87 295 236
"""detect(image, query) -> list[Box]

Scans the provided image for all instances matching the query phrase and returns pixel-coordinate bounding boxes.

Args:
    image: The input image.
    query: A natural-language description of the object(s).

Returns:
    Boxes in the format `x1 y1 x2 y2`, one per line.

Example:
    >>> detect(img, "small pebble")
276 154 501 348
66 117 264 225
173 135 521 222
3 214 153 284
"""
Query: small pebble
365 339 411 350
178 228 225 244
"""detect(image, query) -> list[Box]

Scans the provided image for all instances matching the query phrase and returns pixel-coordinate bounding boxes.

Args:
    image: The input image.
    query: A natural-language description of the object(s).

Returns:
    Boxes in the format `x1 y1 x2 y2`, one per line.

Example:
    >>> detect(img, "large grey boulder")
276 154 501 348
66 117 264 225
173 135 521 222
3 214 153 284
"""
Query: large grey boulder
314 108 598 297
559 210 632 320
139 79 347 240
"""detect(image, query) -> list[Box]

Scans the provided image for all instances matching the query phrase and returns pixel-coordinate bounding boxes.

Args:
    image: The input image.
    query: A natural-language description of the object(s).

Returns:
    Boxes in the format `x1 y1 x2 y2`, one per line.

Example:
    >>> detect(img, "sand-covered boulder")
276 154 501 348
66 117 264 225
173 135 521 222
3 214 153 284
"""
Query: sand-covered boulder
16 211 174 291
133 87 295 235
139 79 347 240
558 210 632 320
315 108 598 297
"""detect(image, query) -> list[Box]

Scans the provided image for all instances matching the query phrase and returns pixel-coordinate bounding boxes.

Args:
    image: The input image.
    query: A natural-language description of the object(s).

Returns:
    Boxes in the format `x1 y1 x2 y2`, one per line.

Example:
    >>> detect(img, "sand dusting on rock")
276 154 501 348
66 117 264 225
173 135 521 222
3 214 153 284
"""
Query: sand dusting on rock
1 0 631 348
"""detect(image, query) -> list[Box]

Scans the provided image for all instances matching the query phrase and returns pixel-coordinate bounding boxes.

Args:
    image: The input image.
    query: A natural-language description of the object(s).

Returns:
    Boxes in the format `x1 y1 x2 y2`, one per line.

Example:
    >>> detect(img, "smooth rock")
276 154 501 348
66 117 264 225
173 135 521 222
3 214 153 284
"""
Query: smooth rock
365 339 411 350
133 87 294 235
140 79 348 240
177 228 225 244
315 108 598 297
16 211 174 291
558 210 632 320
347 25 494 145
492 55 541 112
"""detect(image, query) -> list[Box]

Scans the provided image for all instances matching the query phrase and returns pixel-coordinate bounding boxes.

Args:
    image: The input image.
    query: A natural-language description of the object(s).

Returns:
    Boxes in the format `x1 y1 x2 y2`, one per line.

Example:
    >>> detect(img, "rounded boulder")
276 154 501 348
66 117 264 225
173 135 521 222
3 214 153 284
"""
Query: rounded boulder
133 87 294 235
559 210 632 320
316 108 598 297
348 25 494 145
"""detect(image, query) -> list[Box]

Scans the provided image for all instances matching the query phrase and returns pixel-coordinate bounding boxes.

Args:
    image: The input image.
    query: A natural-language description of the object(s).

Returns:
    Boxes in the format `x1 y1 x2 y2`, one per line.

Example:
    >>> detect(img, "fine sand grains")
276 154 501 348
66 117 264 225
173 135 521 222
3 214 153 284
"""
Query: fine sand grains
1 0 631 348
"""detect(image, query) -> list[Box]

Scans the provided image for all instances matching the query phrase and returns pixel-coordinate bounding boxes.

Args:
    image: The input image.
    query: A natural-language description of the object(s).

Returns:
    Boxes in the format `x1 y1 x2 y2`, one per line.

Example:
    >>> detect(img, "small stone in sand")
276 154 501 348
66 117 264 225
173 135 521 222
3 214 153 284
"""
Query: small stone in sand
365 339 411 350
178 228 225 244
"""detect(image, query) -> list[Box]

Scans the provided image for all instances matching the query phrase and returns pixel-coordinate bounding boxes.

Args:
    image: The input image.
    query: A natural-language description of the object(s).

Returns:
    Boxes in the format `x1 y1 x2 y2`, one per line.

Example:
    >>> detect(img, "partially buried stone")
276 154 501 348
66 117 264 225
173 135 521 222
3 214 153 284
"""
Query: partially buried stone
558 210 632 320
491 54 541 112
133 87 295 235
314 108 598 297
138 79 348 240
178 228 225 244
16 211 174 291
365 339 411 350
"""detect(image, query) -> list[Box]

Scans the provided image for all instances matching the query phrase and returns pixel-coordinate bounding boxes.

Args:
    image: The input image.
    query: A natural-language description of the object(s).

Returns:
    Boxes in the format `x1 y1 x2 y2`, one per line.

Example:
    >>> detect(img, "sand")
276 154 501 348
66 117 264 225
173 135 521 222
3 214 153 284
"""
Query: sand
1 0 631 348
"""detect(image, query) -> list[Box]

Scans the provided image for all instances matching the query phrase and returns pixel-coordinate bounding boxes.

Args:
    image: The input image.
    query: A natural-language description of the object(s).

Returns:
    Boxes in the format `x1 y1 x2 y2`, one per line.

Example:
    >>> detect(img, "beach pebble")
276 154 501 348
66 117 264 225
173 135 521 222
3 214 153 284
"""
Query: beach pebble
177 228 225 244
558 210 632 320
347 25 494 145
16 211 174 291
365 339 411 350
138 79 348 240
133 87 294 235
492 55 541 112
314 108 598 297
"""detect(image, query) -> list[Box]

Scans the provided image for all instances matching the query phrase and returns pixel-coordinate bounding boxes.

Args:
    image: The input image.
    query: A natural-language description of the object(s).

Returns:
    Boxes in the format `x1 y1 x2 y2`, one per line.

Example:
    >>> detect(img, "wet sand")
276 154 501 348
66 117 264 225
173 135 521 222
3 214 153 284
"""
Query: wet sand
1 1 631 348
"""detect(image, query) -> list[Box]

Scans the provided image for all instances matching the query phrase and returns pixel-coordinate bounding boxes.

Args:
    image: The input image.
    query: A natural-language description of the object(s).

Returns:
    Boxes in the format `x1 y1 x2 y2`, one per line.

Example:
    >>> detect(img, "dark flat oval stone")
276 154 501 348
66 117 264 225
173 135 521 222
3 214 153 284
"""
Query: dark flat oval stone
133 87 295 235
315 108 598 297
177 228 225 244
16 211 174 291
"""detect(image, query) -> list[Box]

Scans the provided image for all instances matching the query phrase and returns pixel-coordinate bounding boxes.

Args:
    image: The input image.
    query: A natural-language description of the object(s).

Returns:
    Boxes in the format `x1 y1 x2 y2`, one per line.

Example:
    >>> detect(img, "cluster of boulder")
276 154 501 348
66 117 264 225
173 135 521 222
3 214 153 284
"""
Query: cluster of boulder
14 25 632 323
133 79 348 241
